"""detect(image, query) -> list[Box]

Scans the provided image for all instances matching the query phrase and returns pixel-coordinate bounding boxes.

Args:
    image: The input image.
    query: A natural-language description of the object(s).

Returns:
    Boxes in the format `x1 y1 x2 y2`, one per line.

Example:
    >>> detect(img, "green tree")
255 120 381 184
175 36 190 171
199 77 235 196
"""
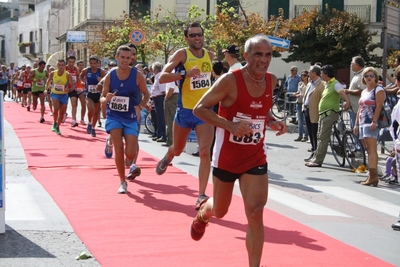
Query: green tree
142 5 205 64
205 3 289 61
283 7 380 68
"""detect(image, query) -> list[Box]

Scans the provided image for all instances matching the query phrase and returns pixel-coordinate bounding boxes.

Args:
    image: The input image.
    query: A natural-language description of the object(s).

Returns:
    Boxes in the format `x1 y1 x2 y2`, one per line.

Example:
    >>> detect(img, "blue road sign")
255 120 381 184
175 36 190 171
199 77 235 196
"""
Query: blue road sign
259 35 290 49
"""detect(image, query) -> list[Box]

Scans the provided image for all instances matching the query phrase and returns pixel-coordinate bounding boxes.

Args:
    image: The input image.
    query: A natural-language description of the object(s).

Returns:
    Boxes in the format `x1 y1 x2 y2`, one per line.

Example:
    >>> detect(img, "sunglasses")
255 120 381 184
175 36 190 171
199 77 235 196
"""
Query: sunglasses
188 33 203 38
364 74 375 79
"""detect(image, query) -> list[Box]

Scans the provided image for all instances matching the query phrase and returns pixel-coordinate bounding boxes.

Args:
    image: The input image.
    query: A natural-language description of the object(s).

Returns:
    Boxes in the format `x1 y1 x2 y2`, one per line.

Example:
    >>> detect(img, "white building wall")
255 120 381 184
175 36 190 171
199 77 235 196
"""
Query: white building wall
0 20 18 65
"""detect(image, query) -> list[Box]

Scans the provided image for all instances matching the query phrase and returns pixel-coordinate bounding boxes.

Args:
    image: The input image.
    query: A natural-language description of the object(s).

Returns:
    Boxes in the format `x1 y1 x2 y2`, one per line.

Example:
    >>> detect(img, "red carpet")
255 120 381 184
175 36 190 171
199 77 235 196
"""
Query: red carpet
4 101 394 267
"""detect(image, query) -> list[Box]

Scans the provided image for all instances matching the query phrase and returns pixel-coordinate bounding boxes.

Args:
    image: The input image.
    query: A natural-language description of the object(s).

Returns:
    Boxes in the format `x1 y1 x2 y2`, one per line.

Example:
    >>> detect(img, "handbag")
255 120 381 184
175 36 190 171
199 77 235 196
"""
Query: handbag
373 87 392 128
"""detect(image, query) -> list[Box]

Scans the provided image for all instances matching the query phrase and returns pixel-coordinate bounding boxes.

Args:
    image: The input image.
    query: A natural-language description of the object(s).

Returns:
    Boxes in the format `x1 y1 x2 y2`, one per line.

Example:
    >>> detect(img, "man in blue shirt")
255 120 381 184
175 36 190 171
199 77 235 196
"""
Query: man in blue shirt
284 66 301 121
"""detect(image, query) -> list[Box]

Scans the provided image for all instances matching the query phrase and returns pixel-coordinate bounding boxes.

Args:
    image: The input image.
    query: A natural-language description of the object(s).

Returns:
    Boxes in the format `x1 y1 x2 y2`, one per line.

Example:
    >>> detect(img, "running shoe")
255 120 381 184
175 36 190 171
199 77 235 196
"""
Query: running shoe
40 117 45 123
125 157 133 167
104 136 113 158
80 120 86 125
62 112 68 123
117 181 128 194
55 126 61 135
86 123 92 134
71 120 78 127
32 104 37 111
127 163 141 180
156 157 170 175
190 204 210 241
27 106 30 111
91 128 96 137
98 120 102 127
195 194 209 211
51 122 56 132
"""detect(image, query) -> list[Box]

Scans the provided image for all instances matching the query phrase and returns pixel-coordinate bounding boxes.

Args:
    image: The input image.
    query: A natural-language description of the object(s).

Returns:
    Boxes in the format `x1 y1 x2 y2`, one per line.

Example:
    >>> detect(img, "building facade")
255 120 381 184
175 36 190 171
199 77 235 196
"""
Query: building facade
0 0 390 79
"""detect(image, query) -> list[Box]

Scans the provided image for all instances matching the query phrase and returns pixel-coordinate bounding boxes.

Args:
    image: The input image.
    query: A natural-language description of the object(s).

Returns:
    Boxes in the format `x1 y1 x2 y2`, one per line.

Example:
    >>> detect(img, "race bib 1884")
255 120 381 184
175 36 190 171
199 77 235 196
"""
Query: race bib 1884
109 96 129 112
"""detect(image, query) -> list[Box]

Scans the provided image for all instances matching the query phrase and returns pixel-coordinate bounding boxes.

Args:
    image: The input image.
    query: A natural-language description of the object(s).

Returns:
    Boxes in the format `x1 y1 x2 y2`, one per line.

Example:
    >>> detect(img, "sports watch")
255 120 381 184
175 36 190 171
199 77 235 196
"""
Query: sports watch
180 70 186 79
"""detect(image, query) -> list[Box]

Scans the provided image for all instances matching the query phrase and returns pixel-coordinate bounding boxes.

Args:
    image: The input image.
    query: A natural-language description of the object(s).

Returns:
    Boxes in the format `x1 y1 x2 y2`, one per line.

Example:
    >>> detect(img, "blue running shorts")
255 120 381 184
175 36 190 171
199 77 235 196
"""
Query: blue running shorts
50 93 69 105
105 118 139 137
174 107 205 130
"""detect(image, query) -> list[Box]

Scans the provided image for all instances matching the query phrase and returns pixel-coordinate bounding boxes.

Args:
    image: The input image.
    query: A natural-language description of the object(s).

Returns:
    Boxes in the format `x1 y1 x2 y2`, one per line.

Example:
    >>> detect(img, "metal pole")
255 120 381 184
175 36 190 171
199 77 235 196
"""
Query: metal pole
382 0 388 87
273 19 279 37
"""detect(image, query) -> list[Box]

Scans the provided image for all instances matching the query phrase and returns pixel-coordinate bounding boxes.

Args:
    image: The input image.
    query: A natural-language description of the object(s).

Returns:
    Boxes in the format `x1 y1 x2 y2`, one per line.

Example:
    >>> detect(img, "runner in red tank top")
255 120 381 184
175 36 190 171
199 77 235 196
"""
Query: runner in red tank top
66 56 86 127
22 65 33 110
191 35 287 267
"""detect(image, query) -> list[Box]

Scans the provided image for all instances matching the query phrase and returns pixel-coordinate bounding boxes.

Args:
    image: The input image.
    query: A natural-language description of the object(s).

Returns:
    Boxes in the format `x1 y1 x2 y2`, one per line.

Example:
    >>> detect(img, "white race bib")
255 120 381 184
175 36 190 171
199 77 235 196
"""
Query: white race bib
24 83 31 88
228 117 264 146
36 80 44 87
54 84 65 92
189 72 211 90
72 76 77 83
109 96 129 112
88 85 97 93
17 81 23 87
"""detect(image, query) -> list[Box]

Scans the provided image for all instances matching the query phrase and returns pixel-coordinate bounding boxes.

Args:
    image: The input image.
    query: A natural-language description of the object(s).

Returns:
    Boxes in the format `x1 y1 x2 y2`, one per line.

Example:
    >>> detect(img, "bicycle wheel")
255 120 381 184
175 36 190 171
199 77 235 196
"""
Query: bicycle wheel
330 129 345 166
343 132 366 169
145 112 155 135
271 99 285 119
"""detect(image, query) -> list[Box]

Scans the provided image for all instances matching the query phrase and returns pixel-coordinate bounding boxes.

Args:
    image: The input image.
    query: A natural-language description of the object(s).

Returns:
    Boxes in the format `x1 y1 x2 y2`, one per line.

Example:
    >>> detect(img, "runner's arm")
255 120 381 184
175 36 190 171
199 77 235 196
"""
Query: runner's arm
159 49 185 84
45 72 54 90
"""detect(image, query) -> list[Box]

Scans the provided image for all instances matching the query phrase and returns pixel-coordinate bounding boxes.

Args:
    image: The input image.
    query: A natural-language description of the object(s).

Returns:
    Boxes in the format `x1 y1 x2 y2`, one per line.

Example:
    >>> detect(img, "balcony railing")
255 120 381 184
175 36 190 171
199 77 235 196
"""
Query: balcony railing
294 5 371 23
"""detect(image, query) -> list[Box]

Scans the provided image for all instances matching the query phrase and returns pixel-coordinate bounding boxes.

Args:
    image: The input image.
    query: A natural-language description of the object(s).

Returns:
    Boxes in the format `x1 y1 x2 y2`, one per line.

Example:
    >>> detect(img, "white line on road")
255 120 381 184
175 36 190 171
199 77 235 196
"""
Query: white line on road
312 186 398 218
268 186 351 217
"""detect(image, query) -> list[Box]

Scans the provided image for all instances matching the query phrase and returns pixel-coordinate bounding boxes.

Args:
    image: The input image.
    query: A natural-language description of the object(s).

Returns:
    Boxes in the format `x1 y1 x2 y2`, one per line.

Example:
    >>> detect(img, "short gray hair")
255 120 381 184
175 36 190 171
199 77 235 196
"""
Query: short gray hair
244 35 271 53
309 65 321 76
152 62 163 72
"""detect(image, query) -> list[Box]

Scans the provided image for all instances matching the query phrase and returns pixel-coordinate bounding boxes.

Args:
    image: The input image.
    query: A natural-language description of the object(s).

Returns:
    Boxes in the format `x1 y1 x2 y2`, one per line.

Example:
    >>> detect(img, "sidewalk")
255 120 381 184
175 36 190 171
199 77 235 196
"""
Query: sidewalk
1 118 100 266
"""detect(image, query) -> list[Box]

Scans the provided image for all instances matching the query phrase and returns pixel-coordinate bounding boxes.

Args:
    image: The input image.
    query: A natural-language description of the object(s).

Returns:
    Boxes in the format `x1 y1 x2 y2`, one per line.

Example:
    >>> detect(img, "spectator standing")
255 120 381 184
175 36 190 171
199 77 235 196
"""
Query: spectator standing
303 65 325 160
222 44 242 71
354 67 385 186
344 56 366 128
293 70 309 142
305 65 351 167
284 66 301 121
151 62 167 143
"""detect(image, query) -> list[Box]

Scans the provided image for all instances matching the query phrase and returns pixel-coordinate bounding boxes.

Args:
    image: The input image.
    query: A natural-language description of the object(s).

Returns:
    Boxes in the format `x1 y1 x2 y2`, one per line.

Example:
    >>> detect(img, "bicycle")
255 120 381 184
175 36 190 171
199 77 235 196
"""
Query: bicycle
271 87 285 119
321 108 366 169
144 111 155 135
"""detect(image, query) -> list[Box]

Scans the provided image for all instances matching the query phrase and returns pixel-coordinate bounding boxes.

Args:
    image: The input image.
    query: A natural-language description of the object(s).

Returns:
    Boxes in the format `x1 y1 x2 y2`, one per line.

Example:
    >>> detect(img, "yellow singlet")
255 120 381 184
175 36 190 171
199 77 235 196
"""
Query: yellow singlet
181 48 212 109
51 70 68 95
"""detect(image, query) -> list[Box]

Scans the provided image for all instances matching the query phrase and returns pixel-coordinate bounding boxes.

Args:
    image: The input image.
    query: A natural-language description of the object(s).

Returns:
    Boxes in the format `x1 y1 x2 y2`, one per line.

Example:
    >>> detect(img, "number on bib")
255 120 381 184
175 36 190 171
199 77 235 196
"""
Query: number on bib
88 85 97 93
228 117 265 145
109 96 129 112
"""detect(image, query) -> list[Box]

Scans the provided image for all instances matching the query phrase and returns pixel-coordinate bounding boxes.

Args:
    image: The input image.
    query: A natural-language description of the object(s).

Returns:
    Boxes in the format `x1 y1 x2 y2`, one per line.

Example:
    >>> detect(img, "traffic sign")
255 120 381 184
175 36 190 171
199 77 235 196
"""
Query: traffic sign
265 35 290 49
129 29 145 44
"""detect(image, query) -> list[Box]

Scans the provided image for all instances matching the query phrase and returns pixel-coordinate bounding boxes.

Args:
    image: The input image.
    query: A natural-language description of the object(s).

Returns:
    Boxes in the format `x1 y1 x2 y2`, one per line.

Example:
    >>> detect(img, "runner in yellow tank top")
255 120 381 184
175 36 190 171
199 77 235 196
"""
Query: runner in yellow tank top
156 22 215 210
45 59 74 135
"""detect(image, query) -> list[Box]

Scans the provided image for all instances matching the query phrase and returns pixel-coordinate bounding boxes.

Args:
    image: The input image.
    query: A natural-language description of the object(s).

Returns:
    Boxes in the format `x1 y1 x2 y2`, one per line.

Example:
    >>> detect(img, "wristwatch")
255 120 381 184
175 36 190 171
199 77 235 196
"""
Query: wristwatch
180 70 186 79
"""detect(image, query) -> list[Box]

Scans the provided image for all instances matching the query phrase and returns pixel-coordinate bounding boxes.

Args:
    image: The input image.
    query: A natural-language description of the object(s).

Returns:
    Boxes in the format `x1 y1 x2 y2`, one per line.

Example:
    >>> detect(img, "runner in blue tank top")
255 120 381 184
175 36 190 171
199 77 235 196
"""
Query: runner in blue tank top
101 45 149 194
80 55 106 137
